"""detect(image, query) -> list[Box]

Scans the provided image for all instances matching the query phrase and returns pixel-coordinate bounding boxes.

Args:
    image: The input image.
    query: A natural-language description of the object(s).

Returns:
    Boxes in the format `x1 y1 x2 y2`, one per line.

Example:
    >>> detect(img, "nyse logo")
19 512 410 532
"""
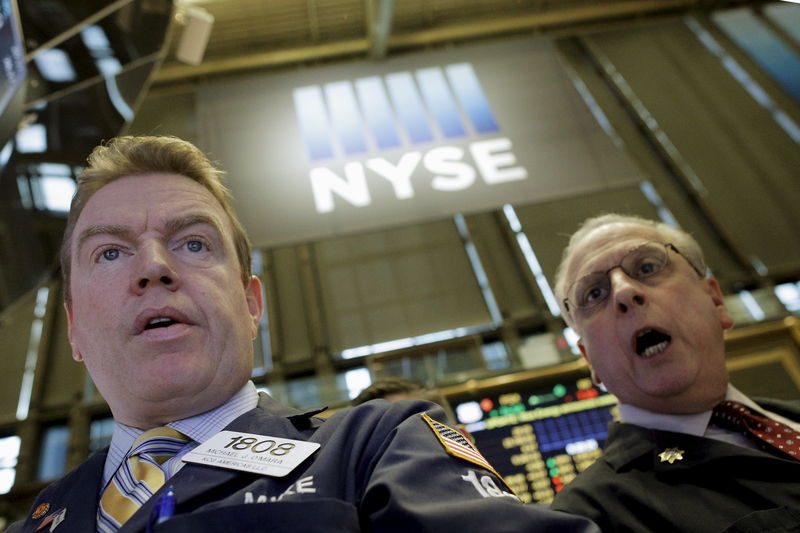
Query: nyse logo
292 63 527 213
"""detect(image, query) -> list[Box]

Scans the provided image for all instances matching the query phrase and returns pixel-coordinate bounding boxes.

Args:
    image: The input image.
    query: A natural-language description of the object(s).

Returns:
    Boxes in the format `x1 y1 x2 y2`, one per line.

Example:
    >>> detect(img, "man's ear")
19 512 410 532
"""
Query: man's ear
65 302 84 362
245 275 264 339
705 277 734 331
578 341 601 385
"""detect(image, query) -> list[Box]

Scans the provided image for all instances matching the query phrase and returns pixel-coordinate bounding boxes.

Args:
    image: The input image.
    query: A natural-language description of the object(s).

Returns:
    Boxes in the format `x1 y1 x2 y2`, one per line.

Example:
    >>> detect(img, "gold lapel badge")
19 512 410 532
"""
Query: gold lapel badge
658 447 685 464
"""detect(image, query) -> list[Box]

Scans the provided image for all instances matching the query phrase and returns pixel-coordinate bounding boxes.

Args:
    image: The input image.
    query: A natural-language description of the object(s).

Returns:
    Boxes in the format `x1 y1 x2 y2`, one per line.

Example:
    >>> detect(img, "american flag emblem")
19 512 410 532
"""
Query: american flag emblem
35 507 66 532
420 413 513 493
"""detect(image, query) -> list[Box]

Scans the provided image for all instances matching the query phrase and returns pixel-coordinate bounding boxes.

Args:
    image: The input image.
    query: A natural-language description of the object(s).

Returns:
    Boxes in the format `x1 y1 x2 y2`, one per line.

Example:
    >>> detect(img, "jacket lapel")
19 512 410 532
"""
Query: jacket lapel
604 421 800 476
118 395 325 533
25 452 105 533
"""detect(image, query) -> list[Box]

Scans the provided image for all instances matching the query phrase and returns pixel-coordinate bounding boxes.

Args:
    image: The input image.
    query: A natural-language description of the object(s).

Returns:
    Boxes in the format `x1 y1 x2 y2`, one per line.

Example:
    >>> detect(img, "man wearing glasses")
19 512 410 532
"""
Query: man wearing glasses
550 214 800 532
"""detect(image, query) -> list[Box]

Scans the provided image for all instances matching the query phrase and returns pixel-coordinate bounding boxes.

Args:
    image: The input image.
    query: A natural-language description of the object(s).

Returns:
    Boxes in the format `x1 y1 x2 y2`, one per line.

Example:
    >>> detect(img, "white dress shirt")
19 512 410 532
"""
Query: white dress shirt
618 384 800 451
100 381 260 492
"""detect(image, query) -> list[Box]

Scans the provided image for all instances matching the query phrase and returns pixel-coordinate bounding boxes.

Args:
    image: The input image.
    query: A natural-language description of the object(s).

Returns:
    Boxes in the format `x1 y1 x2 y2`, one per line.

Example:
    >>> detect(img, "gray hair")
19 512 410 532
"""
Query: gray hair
554 214 707 322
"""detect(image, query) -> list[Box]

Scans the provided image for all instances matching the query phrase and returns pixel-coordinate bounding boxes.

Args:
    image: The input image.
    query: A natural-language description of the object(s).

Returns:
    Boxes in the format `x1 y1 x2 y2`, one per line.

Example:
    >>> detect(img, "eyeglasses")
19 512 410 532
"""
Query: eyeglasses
563 242 701 313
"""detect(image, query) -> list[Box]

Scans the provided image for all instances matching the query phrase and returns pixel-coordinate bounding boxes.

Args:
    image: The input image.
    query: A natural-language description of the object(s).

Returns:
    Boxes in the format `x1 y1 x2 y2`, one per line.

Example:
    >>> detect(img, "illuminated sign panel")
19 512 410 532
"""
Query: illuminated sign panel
292 63 526 214
294 63 498 161
197 38 644 247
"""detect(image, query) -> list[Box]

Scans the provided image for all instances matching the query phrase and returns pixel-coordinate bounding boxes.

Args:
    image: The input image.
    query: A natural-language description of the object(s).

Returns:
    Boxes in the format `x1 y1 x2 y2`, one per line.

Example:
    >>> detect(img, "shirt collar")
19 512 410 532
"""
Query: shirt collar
617 383 800 455
618 401 712 437
102 381 260 487
169 381 260 444
617 383 753 436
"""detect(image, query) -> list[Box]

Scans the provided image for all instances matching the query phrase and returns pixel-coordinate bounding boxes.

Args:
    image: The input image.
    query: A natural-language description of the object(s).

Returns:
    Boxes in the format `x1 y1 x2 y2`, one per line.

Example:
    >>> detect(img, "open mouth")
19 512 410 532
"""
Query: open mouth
635 329 671 358
135 308 191 335
144 317 179 330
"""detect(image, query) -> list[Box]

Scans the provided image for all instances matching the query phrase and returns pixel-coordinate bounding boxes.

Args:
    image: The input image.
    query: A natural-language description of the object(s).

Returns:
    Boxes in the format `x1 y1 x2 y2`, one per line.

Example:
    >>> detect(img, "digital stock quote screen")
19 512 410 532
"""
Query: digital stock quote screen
451 374 617 503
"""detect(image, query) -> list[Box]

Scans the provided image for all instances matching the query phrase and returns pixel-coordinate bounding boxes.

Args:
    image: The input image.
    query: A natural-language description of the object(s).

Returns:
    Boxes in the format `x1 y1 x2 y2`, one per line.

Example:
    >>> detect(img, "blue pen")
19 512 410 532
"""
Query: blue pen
147 485 177 532
156 486 176 524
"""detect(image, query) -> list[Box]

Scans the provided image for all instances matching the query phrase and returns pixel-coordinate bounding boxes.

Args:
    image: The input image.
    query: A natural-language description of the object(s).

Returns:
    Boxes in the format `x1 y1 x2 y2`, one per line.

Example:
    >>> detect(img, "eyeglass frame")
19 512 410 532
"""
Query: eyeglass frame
562 242 704 314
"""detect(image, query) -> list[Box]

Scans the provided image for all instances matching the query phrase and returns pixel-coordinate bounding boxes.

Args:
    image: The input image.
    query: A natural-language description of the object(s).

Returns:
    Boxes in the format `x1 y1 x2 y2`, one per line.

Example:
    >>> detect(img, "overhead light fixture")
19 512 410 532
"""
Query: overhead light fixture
16 123 47 153
176 6 215 65
33 48 76 83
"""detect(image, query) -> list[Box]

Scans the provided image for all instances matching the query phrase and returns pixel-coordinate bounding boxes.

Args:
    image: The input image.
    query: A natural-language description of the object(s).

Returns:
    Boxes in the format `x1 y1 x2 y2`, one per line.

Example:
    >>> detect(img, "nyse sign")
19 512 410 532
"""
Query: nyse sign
292 63 527 214
310 137 527 213
197 38 643 247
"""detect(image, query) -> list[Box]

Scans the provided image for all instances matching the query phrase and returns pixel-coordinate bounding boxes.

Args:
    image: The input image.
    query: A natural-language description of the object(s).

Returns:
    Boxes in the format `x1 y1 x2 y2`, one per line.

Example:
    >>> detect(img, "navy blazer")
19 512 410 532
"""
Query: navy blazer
11 394 598 532
552 398 800 533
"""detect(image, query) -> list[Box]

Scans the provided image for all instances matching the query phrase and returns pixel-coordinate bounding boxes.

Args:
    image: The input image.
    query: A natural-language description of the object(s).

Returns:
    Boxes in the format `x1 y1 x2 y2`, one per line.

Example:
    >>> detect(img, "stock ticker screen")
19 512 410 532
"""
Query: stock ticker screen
451 374 618 503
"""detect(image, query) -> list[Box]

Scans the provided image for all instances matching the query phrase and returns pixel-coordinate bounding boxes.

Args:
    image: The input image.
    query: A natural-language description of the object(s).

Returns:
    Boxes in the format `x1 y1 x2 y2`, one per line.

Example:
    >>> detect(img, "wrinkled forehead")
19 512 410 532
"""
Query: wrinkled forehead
565 222 669 282
71 173 233 248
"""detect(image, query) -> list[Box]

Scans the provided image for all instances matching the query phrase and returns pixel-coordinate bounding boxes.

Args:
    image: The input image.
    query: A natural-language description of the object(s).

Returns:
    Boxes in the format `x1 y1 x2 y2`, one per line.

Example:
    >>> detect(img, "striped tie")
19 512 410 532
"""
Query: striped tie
97 427 189 532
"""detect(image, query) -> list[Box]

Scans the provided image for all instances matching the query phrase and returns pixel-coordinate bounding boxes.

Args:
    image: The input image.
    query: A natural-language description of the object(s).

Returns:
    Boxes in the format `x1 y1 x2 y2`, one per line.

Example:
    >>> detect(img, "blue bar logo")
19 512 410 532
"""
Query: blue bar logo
293 63 500 162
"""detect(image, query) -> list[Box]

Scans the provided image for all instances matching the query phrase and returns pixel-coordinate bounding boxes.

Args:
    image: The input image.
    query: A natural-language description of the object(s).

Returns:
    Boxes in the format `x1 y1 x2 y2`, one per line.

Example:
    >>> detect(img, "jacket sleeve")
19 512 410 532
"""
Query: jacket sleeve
352 400 600 533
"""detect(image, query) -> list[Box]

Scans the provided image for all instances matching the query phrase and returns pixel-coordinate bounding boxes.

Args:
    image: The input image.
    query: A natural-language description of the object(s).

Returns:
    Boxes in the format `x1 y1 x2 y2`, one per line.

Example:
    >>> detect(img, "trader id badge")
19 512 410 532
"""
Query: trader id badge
182 431 320 477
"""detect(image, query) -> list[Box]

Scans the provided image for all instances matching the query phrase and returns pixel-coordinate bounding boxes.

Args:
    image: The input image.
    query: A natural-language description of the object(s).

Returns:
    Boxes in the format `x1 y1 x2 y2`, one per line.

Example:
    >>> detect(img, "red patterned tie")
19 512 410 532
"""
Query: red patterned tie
711 400 800 461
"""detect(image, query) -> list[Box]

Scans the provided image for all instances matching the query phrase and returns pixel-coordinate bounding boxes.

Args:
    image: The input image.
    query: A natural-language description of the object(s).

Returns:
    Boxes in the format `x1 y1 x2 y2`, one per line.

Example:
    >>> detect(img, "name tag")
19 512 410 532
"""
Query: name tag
182 431 320 477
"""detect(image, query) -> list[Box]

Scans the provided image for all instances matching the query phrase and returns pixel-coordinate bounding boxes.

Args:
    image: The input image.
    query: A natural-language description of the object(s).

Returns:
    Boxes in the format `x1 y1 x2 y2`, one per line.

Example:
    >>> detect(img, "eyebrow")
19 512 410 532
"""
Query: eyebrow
76 214 225 254
163 214 224 238
580 242 651 276
76 224 136 253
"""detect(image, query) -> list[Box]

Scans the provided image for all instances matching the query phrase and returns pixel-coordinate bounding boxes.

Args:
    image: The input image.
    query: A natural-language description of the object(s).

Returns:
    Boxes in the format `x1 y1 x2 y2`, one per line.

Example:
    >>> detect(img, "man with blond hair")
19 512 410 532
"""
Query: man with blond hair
551 213 800 532
10 136 598 533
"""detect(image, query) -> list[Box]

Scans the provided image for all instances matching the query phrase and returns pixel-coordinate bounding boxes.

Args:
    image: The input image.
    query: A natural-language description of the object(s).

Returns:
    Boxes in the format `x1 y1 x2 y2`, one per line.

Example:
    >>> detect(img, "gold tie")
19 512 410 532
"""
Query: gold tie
97 427 189 531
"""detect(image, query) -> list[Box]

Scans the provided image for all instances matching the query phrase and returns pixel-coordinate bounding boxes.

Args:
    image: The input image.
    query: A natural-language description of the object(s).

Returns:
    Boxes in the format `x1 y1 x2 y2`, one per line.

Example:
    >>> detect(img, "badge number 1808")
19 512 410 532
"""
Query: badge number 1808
182 431 320 477
224 436 296 456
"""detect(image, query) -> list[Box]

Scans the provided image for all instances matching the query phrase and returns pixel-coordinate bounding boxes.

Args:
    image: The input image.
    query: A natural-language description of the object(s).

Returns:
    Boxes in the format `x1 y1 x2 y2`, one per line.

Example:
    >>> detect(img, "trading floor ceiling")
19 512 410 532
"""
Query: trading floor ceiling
153 0 757 87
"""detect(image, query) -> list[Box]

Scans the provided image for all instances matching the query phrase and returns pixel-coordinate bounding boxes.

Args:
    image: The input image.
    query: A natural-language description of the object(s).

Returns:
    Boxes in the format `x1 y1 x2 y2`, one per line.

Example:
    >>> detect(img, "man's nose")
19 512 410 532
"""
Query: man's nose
609 269 646 313
131 243 180 294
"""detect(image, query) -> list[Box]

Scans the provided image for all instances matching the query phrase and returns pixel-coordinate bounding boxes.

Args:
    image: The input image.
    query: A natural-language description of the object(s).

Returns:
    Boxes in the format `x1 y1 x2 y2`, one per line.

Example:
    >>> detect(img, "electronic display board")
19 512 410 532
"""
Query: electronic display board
449 369 617 503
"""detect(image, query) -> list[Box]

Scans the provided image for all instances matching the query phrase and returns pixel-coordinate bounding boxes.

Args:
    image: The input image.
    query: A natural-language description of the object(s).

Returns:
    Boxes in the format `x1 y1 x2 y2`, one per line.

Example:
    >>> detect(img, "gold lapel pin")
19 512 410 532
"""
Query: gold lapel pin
31 503 50 519
658 448 685 464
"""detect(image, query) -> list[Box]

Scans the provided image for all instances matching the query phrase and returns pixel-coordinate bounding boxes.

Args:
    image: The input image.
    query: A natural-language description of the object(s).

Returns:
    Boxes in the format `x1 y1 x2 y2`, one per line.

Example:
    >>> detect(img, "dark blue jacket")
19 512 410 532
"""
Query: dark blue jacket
11 394 598 532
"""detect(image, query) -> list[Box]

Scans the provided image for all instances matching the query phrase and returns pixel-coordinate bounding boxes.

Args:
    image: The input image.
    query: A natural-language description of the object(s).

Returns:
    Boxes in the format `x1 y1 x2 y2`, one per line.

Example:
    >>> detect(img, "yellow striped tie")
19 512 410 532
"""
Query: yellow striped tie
97 427 188 532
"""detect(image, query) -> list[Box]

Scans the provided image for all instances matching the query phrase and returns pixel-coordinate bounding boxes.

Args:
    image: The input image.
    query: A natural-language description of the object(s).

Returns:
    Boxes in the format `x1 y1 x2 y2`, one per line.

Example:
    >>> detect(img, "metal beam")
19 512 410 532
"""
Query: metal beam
366 0 395 59
25 0 136 62
153 0 698 85
154 38 369 83
388 0 699 47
